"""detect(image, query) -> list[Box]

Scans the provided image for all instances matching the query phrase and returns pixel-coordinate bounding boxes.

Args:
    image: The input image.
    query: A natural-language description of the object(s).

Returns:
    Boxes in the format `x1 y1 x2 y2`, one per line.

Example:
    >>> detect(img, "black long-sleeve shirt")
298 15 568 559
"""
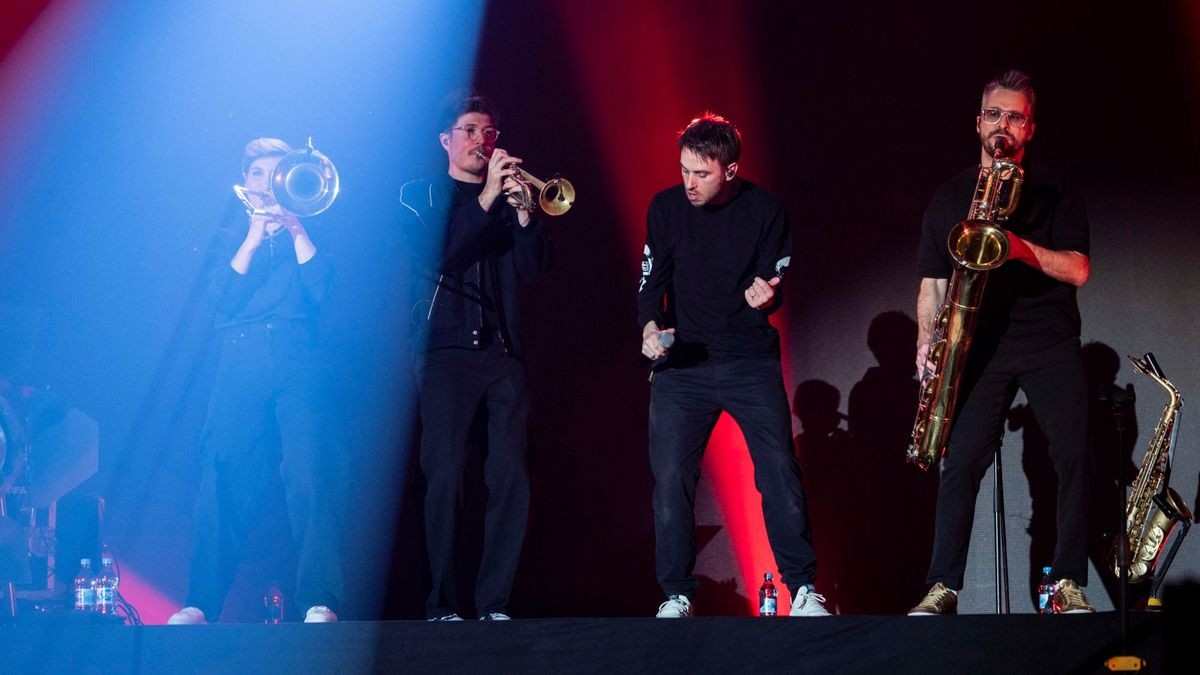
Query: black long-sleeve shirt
207 205 333 331
637 180 793 361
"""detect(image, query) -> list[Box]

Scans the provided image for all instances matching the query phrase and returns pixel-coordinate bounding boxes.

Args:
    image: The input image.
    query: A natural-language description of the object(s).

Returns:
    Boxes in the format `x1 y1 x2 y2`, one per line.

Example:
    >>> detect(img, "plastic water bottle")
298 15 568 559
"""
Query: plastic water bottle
95 547 119 616
73 559 96 612
1037 566 1055 614
264 581 284 624
758 572 778 616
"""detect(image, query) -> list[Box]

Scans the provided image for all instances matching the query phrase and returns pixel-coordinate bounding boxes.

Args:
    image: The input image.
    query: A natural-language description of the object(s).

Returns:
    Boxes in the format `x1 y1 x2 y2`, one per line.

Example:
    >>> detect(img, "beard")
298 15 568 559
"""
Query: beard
981 130 1021 159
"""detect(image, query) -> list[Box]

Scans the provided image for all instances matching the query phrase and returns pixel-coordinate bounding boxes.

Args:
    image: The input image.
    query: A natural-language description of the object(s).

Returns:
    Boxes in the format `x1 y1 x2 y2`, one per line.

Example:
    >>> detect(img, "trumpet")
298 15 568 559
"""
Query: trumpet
475 149 575 216
234 137 339 219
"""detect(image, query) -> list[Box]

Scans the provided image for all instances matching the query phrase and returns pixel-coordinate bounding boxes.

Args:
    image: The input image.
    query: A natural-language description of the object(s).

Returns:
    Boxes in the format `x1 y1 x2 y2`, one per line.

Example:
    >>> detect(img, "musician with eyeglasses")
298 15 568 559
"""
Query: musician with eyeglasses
909 70 1095 616
169 138 343 625
400 92 552 622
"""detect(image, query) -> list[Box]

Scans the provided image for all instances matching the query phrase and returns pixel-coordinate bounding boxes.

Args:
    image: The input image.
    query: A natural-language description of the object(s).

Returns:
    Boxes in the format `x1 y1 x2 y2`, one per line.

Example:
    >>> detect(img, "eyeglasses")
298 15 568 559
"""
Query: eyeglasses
448 125 501 142
980 108 1030 129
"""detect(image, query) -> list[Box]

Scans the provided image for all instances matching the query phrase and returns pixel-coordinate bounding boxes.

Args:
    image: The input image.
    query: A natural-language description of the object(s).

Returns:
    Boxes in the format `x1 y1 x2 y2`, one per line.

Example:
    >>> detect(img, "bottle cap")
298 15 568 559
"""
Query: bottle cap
81 558 91 565
1042 566 1052 574
764 572 773 580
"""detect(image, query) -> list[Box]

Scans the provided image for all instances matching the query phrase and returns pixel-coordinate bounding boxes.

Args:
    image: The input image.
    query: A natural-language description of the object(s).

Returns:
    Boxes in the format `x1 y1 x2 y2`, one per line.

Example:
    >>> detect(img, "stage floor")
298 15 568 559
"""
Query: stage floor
0 612 1172 674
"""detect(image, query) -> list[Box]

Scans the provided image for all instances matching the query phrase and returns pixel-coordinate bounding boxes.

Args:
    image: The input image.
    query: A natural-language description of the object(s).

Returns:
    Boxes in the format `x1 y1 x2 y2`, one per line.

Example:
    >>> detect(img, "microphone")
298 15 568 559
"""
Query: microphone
648 331 675 365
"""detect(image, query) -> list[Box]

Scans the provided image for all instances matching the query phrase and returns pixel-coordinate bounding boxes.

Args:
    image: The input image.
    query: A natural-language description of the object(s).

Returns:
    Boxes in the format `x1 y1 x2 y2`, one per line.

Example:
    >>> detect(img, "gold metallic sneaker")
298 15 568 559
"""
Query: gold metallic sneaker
908 582 958 616
1051 579 1095 614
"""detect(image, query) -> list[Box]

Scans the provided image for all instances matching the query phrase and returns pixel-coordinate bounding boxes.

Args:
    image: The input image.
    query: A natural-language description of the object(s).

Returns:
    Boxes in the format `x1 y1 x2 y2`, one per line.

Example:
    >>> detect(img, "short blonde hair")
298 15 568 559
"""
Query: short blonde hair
241 137 293 176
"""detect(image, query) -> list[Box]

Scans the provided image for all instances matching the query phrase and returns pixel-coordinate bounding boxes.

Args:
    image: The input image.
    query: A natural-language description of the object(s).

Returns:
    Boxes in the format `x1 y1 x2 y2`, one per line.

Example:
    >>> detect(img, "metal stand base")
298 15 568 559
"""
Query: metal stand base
993 440 1009 614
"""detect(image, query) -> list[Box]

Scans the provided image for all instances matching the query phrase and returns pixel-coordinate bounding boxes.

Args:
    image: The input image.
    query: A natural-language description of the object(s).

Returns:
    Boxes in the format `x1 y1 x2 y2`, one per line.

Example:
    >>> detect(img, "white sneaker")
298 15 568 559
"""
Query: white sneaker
166 607 207 625
656 595 693 618
789 586 831 616
479 612 511 621
428 613 464 621
303 606 338 623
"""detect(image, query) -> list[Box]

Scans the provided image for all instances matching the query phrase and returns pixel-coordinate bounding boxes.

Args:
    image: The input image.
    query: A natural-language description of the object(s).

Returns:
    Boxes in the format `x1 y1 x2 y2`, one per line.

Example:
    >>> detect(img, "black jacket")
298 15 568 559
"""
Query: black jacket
400 172 552 357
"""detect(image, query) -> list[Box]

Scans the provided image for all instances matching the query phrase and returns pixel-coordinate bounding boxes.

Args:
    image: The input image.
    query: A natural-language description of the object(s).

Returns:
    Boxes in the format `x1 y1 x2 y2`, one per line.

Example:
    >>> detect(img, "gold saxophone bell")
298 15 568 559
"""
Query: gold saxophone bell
233 137 340 219
948 220 1010 271
476 149 575 216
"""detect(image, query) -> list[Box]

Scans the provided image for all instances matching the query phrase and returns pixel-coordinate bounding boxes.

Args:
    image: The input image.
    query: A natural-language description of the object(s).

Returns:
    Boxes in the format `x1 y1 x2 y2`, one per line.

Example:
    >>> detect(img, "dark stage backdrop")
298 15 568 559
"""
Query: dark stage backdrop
0 0 1196 621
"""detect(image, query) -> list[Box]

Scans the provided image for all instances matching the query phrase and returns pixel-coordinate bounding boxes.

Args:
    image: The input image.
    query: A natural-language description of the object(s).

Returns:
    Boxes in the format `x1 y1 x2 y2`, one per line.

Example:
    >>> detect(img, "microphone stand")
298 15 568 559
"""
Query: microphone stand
1105 382 1144 672
1114 385 1131 654
994 430 1009 614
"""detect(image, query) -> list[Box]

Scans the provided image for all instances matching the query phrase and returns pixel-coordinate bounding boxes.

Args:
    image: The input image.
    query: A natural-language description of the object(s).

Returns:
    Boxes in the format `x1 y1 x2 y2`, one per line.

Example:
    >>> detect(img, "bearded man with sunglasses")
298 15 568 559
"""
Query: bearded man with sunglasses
909 70 1095 616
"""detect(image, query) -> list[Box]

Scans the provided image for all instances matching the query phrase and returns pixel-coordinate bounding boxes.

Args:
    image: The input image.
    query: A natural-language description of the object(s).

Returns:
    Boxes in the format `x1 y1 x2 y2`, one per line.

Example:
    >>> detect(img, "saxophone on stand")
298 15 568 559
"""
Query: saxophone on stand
1110 352 1192 602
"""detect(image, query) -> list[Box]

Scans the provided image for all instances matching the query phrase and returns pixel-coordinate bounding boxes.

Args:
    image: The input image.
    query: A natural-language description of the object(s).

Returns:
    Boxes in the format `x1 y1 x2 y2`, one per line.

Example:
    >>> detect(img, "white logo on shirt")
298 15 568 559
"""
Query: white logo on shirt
775 256 791 278
640 244 653 293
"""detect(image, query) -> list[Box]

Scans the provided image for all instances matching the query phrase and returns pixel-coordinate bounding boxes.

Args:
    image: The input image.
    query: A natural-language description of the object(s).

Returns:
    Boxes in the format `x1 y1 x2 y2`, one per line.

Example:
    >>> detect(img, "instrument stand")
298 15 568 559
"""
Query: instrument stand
1 495 15 618
1147 500 1191 608
1115 390 1130 650
993 434 1010 614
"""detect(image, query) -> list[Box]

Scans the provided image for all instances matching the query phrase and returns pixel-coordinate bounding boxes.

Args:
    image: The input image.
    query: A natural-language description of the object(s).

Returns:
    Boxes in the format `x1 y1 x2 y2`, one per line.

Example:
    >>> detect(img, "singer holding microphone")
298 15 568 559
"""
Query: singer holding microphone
400 92 552 622
638 113 829 618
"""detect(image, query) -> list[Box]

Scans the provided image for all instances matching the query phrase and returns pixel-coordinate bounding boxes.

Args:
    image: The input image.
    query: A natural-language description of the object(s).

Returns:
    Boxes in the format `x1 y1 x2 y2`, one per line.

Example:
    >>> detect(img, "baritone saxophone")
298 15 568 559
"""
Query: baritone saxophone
906 149 1023 471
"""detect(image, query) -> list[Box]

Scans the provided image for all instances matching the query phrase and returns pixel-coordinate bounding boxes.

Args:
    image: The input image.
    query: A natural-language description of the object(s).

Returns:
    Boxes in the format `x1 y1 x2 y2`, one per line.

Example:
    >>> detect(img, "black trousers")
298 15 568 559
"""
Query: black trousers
186 323 344 620
649 358 817 599
928 337 1090 589
415 344 530 618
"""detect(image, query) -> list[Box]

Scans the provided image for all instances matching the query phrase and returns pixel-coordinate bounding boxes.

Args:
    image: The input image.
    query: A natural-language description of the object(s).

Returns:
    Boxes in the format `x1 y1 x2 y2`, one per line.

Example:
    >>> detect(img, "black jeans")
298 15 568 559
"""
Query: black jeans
649 358 816 599
415 344 530 618
186 322 344 620
927 337 1090 589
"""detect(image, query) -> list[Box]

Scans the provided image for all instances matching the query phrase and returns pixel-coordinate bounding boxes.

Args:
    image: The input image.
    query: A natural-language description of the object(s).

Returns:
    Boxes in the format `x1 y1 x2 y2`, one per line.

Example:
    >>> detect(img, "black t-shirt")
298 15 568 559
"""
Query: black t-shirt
637 180 792 361
917 163 1089 355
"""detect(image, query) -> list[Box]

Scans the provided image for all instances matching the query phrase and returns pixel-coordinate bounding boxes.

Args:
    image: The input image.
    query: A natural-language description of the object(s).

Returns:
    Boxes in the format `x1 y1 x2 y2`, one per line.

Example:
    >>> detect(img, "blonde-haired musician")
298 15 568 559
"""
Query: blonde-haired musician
168 138 342 625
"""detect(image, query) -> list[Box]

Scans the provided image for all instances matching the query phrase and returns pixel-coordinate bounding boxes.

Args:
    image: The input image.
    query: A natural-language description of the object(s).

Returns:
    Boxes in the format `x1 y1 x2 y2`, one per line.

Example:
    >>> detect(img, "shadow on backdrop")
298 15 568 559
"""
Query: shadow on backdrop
792 379 855 613
1083 341 1142 609
846 311 936 614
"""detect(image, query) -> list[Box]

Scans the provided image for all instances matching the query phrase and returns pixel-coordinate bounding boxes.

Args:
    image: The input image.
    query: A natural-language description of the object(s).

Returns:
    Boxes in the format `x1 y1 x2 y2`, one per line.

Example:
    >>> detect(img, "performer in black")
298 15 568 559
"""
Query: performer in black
169 138 343 624
639 113 829 618
909 70 1095 615
401 93 552 621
